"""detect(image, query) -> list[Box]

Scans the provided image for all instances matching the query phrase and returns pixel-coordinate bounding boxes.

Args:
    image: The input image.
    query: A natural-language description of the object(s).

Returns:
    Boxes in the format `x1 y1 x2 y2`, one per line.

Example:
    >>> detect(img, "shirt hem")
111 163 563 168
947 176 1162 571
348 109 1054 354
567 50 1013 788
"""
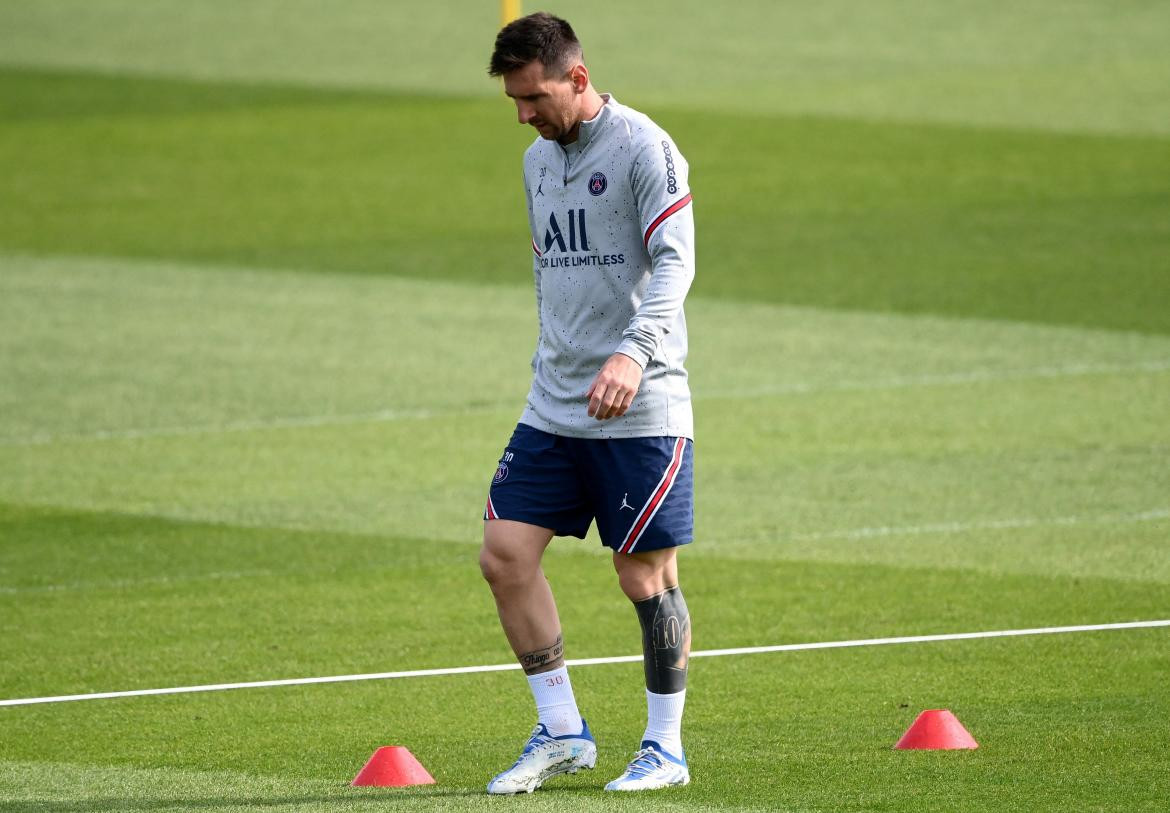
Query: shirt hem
519 410 694 441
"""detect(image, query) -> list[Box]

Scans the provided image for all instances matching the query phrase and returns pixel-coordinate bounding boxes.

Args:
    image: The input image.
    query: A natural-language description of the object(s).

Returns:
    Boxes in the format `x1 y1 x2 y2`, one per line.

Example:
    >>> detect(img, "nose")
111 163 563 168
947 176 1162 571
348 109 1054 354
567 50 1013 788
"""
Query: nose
515 101 536 125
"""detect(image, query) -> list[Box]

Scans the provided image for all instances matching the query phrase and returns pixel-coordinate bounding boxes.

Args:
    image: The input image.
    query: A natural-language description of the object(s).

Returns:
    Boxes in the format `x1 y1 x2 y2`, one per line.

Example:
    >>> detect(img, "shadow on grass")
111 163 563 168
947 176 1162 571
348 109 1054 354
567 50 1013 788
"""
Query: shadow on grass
0 785 501 812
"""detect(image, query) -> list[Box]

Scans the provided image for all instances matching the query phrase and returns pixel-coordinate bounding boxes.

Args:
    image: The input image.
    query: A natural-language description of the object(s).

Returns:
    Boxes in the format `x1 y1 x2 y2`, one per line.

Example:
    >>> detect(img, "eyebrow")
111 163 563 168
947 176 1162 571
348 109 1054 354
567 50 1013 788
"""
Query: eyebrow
505 90 549 101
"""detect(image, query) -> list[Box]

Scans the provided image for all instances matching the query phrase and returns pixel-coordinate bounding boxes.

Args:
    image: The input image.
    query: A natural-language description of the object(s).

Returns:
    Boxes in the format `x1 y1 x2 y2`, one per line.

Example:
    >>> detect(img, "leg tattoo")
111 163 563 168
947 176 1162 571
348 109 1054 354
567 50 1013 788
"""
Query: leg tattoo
519 634 564 674
634 586 690 694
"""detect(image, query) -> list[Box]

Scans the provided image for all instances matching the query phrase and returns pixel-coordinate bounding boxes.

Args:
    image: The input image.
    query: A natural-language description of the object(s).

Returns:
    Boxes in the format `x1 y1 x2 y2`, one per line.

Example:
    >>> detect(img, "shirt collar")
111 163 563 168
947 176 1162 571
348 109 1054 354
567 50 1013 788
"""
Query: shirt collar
575 93 613 149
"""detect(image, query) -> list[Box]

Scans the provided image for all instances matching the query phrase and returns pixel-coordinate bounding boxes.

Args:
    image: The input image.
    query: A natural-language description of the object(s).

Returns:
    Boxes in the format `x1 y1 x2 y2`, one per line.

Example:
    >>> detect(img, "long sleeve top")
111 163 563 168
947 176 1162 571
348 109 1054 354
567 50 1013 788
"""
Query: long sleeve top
519 94 696 439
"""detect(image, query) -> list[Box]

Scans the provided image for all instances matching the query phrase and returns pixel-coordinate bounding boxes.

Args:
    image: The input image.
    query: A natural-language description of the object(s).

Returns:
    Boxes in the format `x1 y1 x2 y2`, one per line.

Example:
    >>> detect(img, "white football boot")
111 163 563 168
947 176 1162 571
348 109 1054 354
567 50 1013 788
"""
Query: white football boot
486 720 597 795
604 740 690 791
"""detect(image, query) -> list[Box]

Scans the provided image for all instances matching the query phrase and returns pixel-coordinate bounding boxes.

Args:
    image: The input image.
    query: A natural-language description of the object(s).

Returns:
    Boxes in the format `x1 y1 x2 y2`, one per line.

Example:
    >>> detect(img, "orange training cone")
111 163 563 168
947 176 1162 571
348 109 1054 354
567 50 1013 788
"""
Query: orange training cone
351 746 436 786
894 709 979 750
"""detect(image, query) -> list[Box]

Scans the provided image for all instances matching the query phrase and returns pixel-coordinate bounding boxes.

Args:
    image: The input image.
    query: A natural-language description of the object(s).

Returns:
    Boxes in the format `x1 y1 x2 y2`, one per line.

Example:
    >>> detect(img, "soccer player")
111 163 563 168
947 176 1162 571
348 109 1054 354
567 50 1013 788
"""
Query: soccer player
480 12 697 794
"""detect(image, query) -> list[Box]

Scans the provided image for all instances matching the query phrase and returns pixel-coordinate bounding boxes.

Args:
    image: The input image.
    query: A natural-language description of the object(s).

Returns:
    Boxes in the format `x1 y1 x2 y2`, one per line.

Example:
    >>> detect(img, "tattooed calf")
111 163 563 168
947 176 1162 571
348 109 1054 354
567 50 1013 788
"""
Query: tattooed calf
519 634 564 674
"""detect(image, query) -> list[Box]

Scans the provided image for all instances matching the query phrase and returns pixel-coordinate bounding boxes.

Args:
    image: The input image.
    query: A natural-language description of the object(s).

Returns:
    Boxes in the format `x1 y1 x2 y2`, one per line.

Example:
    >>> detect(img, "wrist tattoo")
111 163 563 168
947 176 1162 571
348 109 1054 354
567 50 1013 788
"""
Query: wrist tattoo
520 635 564 674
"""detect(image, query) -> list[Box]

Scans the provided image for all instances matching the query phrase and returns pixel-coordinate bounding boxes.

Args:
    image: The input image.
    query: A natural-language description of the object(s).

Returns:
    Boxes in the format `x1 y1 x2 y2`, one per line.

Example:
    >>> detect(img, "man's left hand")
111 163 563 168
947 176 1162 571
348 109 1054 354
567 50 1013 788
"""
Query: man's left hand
586 353 643 420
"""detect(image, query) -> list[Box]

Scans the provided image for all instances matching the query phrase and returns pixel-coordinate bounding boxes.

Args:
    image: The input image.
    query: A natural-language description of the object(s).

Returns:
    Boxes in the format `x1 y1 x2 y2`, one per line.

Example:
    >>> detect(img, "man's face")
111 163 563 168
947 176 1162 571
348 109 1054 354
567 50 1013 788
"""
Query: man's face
504 60 579 142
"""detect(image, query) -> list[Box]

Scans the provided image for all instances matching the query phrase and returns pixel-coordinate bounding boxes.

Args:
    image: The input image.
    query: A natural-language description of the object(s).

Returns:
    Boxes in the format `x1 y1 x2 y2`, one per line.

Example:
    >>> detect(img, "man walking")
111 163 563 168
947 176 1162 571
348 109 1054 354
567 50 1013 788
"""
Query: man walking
481 12 696 794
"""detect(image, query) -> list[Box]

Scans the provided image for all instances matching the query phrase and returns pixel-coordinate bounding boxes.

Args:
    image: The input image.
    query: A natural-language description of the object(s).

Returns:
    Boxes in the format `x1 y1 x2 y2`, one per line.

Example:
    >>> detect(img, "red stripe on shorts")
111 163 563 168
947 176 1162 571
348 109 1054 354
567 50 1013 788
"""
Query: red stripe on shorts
618 437 686 554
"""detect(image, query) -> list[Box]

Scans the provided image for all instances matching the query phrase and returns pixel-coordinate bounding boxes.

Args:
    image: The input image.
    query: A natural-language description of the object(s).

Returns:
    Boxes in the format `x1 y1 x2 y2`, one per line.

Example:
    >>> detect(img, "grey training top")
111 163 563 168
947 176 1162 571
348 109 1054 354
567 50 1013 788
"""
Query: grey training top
519 94 696 440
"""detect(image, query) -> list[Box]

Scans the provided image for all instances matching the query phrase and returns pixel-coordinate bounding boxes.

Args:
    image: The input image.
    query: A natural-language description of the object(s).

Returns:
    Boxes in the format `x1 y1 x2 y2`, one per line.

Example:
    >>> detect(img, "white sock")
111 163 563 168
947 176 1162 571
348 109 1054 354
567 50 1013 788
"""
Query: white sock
527 666 583 737
642 689 686 758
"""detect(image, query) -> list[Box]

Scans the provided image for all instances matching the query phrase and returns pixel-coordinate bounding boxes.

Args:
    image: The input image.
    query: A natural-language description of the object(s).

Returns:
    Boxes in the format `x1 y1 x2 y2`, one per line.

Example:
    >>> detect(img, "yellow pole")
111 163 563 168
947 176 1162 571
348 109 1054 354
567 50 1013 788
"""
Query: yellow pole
498 1 521 94
501 0 522 26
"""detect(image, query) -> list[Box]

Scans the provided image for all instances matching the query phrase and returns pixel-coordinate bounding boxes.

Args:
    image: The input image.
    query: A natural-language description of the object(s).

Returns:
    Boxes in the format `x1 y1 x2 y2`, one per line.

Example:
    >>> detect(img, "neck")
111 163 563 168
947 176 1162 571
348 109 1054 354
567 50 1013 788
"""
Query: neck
559 87 606 145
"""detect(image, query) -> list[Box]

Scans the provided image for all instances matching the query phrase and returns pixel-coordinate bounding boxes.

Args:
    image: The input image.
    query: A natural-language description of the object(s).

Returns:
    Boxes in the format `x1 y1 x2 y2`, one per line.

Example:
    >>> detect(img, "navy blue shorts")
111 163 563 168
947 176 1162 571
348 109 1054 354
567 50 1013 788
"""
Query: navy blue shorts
484 423 694 554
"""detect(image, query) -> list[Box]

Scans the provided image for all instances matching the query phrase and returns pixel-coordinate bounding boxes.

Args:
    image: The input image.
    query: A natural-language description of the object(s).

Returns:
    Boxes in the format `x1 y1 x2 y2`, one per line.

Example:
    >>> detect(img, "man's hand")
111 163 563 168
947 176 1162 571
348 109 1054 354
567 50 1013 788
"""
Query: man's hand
586 353 644 420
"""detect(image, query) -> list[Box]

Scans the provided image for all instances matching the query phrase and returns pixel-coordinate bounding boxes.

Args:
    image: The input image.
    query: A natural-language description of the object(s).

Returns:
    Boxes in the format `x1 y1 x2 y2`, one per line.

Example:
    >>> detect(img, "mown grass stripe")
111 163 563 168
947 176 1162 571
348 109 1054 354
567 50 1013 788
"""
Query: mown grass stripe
785 507 1170 544
3 359 1166 448
2 507 1165 596
3 620 1166 708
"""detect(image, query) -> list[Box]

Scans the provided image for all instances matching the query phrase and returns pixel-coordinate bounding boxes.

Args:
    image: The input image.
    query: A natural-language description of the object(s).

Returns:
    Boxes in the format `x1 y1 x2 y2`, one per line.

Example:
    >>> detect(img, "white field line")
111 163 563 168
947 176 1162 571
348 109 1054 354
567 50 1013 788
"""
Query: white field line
3 358 1168 447
2 619 1166 708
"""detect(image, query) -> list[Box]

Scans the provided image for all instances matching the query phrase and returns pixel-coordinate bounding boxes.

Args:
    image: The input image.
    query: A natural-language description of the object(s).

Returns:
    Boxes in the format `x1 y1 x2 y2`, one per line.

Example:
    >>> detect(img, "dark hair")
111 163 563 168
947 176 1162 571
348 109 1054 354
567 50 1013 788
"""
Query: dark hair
488 12 582 77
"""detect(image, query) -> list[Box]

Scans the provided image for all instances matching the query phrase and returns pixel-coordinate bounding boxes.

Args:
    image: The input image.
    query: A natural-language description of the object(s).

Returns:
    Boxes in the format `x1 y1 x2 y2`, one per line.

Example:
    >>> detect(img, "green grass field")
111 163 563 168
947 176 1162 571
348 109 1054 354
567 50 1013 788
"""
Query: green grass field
2 2 1168 811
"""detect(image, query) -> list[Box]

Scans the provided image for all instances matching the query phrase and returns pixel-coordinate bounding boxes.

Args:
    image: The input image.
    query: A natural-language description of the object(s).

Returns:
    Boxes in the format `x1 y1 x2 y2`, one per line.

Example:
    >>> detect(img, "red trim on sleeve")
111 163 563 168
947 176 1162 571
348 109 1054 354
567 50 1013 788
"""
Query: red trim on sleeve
642 193 693 248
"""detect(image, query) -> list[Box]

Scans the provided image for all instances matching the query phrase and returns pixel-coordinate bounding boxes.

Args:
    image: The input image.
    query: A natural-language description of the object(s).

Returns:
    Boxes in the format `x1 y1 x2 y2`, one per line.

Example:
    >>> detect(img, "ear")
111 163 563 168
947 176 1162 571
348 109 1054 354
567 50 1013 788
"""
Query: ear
568 63 589 93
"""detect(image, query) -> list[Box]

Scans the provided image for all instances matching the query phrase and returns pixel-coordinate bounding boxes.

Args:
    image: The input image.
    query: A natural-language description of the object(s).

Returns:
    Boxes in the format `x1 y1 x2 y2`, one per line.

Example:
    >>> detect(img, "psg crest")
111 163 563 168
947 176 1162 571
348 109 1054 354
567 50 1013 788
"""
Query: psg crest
493 463 509 484
588 172 607 196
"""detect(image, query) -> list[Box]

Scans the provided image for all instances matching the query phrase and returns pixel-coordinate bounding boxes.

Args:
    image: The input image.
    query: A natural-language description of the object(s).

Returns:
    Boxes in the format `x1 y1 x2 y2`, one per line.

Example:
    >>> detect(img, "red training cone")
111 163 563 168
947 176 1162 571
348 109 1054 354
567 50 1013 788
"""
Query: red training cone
351 746 436 786
894 709 978 750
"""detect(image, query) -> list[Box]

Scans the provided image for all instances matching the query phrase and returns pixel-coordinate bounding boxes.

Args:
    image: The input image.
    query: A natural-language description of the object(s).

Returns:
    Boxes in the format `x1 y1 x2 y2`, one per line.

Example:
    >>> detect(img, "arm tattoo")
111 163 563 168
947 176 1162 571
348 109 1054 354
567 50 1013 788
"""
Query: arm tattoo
519 634 564 674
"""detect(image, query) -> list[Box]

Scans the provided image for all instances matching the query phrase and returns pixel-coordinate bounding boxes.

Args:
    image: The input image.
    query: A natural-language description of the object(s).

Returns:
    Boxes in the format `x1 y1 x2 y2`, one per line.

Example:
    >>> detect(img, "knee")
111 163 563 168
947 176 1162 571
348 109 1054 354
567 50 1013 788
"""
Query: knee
480 520 551 587
478 545 509 587
615 560 664 602
479 543 533 594
614 549 678 601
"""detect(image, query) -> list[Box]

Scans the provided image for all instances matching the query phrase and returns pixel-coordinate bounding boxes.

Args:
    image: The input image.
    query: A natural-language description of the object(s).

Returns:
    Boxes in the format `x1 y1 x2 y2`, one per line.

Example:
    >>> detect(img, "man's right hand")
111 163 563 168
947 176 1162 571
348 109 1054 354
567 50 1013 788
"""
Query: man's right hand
586 352 644 420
